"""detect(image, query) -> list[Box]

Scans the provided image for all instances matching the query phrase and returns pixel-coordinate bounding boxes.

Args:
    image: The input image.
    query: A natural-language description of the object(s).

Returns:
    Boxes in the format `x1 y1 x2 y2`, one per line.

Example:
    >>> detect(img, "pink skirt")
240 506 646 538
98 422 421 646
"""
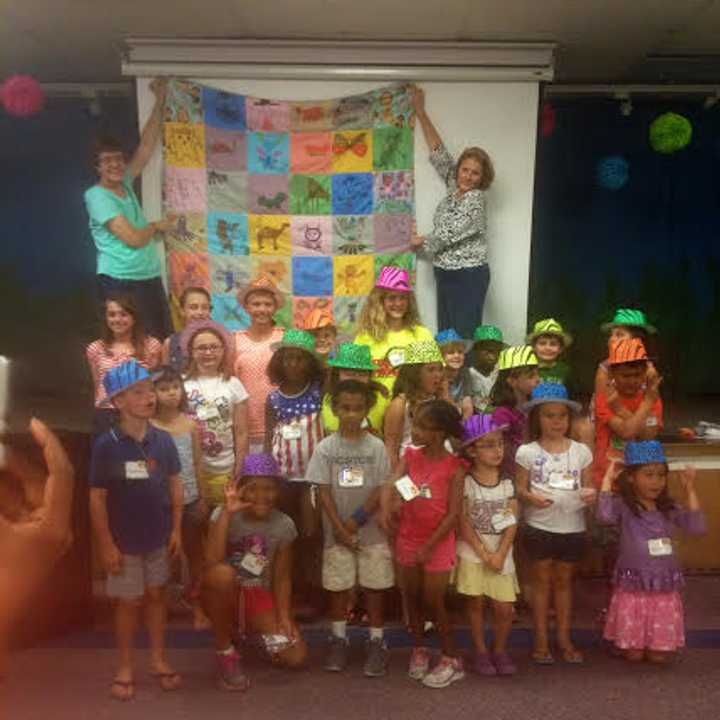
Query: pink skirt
604 589 685 651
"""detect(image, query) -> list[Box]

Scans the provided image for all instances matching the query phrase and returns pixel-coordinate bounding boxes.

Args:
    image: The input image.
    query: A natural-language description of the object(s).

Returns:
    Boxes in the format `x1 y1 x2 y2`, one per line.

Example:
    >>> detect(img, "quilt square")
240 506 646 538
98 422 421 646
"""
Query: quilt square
330 93 374 130
374 214 413 254
248 175 290 215
205 127 247 172
202 88 246 131
291 132 332 174
291 217 332 256
334 296 365 337
164 123 206 168
371 85 414 129
251 256 292 295
249 215 292 256
333 255 375 297
209 254 253 297
373 127 413 170
207 170 248 213
212 293 250 331
167 213 208 253
332 215 374 255
248 132 290 175
168 251 210 298
208 212 249 256
246 98 291 132
290 100 335 132
331 130 373 173
332 173 374 215
292 256 333 297
164 167 207 214
165 81 203 124
293 296 334 330
374 171 414 214
290 175 332 215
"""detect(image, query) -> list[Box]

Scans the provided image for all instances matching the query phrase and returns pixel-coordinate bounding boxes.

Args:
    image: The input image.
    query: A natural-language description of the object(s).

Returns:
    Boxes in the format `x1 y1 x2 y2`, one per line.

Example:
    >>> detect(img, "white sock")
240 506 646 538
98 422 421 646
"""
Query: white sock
331 620 347 639
369 627 384 641
217 645 235 656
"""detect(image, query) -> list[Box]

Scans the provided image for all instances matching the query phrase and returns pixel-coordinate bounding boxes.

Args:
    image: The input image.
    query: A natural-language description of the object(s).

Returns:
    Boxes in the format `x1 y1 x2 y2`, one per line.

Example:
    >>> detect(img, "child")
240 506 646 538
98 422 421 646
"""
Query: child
598 441 706 663
307 380 394 677
527 318 573 386
86 294 162 435
161 286 212 371
322 342 390 436
89 360 183 701
383 341 446 468
354 266 433 394
435 329 474 418
304 307 338 364
515 383 596 665
233 276 285 454
151 365 208 630
468 324 506 413
202 453 307 691
457 414 519 676
490 345 540 479
381 400 465 689
595 308 658 399
183 321 249 508
593 338 663 489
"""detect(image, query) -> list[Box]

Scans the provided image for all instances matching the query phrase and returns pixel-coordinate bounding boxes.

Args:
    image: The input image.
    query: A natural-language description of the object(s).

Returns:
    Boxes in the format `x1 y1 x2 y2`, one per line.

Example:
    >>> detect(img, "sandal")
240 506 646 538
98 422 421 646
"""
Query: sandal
531 650 555 665
110 680 135 701
151 671 182 691
559 648 584 664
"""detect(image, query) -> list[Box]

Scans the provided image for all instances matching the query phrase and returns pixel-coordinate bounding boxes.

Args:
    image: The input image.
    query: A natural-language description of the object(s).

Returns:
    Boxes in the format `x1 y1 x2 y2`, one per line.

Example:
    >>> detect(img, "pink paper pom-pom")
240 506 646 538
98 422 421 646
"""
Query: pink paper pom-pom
1 75 45 117
541 102 556 138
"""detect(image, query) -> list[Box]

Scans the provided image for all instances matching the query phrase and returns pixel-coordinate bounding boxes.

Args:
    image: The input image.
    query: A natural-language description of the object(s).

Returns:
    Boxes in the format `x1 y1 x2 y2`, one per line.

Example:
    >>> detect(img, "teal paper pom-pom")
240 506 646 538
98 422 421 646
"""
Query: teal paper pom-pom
596 156 629 190
649 112 692 154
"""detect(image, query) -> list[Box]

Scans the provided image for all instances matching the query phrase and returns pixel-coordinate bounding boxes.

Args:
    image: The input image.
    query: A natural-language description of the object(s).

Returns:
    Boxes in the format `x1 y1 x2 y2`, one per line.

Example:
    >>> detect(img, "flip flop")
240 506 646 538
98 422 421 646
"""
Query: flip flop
560 648 584 664
150 671 182 691
110 680 135 701
531 651 555 665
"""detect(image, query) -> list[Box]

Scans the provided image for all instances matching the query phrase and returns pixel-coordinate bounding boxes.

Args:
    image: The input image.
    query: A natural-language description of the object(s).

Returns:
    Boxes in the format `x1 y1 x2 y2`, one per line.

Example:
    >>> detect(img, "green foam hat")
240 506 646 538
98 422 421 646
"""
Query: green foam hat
327 343 376 372
271 328 319 358
601 308 657 335
472 325 506 346
527 318 573 347
402 341 445 366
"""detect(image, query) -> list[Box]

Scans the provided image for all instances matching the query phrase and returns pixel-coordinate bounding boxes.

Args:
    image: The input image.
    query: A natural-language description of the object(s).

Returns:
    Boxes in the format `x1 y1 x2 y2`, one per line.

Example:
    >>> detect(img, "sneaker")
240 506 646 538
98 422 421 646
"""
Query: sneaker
324 636 349 672
364 638 389 678
492 652 517 676
408 646 431 680
216 648 250 692
473 652 497 676
422 655 465 689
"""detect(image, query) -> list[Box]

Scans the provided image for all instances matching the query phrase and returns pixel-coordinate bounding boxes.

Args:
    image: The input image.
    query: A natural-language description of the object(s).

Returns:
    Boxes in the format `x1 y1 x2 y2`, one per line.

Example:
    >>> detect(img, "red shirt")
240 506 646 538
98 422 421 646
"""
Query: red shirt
593 391 664 488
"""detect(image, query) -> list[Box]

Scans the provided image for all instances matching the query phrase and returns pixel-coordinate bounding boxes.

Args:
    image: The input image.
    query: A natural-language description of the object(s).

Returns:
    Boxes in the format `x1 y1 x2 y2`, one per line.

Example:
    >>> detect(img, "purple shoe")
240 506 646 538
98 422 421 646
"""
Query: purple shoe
492 652 517 676
473 652 497 676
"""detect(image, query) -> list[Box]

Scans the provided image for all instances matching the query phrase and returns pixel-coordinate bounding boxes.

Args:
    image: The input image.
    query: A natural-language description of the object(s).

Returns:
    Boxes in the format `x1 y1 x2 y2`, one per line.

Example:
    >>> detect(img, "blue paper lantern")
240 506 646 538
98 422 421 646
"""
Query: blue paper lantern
596 155 629 190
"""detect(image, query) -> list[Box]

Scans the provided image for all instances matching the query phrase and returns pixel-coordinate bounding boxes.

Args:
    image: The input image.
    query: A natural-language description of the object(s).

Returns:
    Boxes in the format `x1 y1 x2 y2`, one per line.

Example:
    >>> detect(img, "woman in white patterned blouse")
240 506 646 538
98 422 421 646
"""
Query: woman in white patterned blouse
410 86 495 339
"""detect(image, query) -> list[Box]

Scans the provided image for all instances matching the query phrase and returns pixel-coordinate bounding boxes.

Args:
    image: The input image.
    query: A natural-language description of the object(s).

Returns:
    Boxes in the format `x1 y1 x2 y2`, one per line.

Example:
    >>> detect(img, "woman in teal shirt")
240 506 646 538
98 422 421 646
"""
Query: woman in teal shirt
84 78 176 339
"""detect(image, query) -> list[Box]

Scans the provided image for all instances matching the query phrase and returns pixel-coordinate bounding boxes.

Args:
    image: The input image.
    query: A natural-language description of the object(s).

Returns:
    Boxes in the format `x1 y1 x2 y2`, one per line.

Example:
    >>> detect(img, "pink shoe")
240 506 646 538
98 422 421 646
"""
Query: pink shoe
408 646 431 680
216 647 250 692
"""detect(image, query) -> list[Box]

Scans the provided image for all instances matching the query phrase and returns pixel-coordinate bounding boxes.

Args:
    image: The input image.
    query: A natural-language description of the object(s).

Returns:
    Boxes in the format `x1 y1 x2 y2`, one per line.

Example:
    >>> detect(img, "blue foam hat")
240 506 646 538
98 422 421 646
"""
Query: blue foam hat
521 382 581 413
624 440 666 466
435 328 470 350
103 360 152 400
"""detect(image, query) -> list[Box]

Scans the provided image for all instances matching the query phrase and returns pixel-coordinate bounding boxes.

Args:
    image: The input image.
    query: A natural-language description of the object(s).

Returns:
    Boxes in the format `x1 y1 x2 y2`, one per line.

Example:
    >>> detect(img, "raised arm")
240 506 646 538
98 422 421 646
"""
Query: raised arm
412 85 442 152
127 78 168 180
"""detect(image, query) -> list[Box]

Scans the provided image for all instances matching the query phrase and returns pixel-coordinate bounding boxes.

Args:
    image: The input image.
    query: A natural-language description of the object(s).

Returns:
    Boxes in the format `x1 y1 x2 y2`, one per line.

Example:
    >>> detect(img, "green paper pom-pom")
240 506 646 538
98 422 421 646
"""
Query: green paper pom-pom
649 112 692 154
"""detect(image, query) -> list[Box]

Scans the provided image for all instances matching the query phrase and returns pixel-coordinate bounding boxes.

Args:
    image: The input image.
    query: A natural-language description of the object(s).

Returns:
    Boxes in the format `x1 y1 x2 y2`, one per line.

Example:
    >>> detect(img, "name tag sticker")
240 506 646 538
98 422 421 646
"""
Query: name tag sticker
339 466 364 488
125 461 149 480
395 475 420 502
648 538 672 557
491 509 516 532
646 416 658 427
547 470 577 491
197 405 220 421
240 552 267 576
387 348 406 368
281 423 302 440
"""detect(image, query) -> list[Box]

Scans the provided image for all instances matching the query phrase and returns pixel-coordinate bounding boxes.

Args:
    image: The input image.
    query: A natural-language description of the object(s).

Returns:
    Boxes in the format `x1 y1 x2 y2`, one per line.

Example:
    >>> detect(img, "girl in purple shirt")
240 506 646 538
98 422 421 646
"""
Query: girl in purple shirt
597 441 706 664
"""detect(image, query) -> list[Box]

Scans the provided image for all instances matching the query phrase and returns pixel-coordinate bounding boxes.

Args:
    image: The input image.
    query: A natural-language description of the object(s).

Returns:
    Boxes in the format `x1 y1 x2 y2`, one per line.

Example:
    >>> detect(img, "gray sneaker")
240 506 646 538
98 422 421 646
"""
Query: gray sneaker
364 638 389 677
324 636 349 672
216 647 250 692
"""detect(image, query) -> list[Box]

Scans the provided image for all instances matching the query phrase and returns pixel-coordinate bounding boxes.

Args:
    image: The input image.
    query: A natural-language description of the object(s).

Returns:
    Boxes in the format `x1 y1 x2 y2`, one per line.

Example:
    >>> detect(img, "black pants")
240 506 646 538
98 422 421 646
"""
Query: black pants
97 274 172 340
434 264 490 339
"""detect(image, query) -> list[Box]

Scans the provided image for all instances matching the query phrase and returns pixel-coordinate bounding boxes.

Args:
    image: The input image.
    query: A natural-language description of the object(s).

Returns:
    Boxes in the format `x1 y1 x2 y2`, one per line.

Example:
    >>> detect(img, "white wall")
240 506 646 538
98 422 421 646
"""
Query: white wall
137 78 538 344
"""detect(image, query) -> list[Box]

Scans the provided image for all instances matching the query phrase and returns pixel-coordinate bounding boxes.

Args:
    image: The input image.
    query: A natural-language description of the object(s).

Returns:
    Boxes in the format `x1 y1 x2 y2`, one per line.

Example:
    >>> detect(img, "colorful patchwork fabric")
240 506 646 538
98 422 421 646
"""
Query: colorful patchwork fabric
162 81 417 333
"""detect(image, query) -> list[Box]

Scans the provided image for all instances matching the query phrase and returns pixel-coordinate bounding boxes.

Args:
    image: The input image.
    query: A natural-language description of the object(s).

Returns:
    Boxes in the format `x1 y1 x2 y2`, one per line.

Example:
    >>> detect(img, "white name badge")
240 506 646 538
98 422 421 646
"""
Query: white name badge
646 416 658 427
491 509 517 532
339 466 364 488
125 461 149 480
240 552 267 576
197 404 220 421
281 423 302 440
648 538 673 557
387 348 406 368
395 475 420 501
547 470 577 491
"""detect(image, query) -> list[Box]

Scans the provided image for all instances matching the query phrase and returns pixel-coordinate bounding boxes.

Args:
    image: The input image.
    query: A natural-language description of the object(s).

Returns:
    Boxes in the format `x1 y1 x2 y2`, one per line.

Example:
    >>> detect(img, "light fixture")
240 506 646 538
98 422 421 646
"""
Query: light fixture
614 91 632 117
704 93 720 109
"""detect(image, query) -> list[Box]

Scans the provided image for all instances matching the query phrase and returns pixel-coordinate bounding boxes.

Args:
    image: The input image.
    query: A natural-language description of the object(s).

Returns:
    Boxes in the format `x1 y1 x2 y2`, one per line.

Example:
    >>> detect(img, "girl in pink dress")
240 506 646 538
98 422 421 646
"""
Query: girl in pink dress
381 400 465 689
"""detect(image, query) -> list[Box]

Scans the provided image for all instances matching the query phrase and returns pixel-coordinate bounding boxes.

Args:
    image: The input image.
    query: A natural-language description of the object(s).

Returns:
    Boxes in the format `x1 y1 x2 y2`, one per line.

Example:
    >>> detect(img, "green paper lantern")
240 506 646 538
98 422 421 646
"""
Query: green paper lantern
649 112 692 154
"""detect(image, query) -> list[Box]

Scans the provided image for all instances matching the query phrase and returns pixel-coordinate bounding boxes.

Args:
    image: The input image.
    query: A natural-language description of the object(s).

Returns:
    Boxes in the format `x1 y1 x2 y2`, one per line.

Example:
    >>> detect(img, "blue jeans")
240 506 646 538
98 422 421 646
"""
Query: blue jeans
434 264 490 339
96 274 172 340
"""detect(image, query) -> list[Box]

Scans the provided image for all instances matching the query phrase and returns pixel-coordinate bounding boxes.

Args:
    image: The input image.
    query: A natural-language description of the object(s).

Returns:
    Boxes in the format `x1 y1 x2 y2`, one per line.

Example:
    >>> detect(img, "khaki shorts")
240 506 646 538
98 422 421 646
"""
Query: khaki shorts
106 546 169 600
322 543 394 592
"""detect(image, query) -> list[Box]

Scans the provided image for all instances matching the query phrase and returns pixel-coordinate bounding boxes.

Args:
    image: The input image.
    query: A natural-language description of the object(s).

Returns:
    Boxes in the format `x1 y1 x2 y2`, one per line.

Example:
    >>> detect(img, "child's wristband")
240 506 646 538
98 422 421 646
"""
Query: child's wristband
351 507 370 526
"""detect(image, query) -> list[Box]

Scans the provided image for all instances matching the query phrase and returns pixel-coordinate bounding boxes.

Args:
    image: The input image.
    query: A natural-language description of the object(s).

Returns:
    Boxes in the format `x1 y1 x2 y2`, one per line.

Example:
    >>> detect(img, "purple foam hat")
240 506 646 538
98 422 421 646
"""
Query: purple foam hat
239 452 284 481
461 413 508 446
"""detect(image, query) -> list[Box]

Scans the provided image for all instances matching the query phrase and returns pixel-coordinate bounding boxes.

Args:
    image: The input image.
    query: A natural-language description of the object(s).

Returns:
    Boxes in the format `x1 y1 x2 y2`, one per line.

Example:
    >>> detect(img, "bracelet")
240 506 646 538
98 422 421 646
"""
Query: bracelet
351 507 370 527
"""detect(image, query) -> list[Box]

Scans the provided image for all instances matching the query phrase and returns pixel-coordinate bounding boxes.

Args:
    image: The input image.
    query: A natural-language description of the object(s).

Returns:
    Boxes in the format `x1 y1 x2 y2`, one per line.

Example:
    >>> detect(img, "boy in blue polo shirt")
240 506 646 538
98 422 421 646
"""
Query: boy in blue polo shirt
89 360 184 702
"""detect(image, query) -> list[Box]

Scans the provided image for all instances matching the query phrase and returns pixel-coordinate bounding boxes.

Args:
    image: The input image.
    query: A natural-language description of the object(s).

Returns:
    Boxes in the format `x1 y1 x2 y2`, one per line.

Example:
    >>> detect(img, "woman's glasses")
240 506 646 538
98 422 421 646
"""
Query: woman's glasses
193 344 223 354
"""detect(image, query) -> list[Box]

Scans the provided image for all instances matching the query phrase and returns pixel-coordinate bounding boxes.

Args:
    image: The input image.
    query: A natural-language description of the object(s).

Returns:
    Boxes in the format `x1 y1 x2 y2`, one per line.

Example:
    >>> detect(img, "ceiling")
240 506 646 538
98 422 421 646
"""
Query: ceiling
2 0 720 84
